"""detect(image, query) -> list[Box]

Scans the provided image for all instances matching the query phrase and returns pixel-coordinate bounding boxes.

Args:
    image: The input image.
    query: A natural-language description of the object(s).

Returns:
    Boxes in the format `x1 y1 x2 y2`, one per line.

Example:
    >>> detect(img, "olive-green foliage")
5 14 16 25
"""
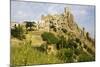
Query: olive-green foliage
78 52 95 62
56 35 67 49
41 32 58 44
57 48 74 63
33 44 47 53
67 39 78 49
25 21 36 31
11 24 25 40
74 48 82 55
11 29 95 66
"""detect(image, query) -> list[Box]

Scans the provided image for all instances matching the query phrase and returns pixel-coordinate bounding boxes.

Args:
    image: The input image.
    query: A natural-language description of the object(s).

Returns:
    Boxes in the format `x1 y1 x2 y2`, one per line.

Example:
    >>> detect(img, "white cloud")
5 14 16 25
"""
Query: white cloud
47 5 58 15
47 4 65 15
16 11 27 18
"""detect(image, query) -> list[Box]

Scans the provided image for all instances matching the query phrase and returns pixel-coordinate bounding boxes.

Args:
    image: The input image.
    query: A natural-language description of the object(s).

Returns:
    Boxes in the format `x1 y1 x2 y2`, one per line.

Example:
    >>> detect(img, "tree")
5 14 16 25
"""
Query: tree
25 21 36 31
86 32 89 39
11 24 25 40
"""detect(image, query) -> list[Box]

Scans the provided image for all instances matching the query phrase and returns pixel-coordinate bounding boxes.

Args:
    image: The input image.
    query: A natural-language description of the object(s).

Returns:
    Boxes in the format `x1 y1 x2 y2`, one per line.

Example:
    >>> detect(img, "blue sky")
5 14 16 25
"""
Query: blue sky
11 1 95 38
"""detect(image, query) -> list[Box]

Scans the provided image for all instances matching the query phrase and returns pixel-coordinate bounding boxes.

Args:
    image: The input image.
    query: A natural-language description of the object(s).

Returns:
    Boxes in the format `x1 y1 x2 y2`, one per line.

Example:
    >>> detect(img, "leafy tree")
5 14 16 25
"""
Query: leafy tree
25 21 36 31
41 32 58 44
11 24 25 40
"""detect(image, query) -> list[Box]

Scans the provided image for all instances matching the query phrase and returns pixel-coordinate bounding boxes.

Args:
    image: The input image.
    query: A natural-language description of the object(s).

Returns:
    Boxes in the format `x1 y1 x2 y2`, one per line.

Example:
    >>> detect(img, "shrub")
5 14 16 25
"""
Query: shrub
35 43 47 52
57 48 74 63
66 39 78 49
78 52 95 62
74 48 82 55
11 24 25 40
41 32 58 44
56 36 79 50
56 35 67 49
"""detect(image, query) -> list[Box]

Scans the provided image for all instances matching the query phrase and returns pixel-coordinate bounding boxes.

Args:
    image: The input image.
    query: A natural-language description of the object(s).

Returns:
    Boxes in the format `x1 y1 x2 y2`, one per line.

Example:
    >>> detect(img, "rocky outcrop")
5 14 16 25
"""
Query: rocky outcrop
38 7 95 55
38 7 82 37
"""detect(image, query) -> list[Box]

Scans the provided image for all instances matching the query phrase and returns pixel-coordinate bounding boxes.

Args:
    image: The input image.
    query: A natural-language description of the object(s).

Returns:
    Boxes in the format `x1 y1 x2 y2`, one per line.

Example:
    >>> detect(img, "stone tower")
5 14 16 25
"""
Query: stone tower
64 7 71 15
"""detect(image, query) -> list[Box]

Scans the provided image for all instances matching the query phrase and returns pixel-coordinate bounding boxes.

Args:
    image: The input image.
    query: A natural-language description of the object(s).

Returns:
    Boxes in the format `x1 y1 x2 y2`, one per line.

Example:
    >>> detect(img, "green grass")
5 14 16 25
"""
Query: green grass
10 41 62 66
10 31 95 66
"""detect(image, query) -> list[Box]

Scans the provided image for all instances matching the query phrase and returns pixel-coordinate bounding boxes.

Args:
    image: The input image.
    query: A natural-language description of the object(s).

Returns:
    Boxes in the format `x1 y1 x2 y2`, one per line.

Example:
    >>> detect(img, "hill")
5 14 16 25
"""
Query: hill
10 7 95 66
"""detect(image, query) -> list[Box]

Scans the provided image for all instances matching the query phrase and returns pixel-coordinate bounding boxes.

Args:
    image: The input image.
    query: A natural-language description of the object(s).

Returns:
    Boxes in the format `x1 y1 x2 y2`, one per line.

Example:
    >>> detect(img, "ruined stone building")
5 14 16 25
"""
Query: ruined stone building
38 7 81 37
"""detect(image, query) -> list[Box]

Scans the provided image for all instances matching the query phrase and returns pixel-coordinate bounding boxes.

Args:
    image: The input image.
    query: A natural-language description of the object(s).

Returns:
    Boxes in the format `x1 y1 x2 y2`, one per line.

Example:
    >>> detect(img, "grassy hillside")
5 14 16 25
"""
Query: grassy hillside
11 30 95 66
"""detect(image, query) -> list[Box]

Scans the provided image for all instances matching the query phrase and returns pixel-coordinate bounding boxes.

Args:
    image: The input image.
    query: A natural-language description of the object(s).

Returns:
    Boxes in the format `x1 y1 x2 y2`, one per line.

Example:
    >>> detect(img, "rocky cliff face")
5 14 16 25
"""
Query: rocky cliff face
38 7 95 55
39 7 82 37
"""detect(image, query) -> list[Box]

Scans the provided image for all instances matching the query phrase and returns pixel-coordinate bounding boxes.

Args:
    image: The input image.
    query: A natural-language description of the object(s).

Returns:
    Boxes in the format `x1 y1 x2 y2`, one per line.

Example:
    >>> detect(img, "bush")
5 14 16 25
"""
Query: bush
35 43 47 52
56 35 67 49
11 24 25 40
78 52 95 62
57 48 74 63
74 48 82 55
64 39 77 49
56 36 79 50
41 32 58 44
